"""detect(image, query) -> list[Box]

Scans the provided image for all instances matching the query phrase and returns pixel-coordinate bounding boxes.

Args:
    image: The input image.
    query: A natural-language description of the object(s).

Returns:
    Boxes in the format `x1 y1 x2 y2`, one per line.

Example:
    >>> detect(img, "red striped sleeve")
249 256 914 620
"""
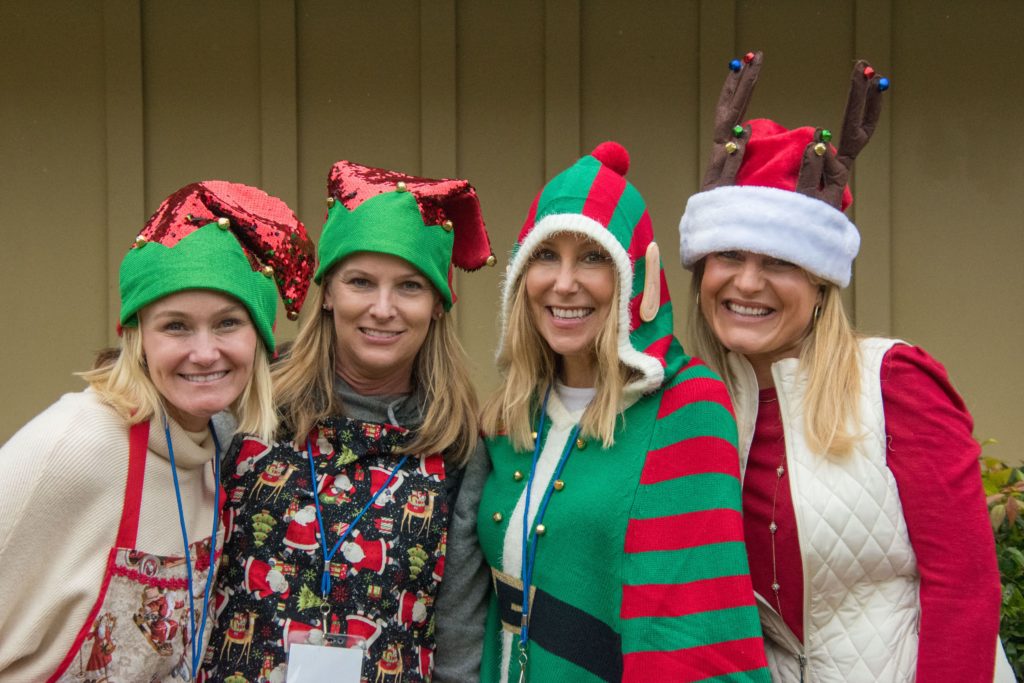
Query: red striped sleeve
621 574 758 619
640 335 673 368
625 509 744 553
640 436 740 485
623 637 768 683
657 375 733 419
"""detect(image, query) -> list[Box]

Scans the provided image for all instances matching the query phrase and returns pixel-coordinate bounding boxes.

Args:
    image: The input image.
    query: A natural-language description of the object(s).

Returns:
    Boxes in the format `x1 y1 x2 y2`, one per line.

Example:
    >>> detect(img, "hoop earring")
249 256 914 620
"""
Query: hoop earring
812 304 822 326
695 291 701 307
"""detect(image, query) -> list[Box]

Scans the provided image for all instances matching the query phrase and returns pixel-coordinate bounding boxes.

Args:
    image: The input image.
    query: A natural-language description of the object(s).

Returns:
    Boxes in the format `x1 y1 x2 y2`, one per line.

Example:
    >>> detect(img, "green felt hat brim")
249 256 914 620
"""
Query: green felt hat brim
119 222 278 352
315 191 454 309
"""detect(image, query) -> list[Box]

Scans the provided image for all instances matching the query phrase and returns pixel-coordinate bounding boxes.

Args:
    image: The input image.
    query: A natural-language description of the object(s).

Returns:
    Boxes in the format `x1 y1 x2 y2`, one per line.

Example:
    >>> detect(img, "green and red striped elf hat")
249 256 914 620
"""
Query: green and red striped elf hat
500 141 672 394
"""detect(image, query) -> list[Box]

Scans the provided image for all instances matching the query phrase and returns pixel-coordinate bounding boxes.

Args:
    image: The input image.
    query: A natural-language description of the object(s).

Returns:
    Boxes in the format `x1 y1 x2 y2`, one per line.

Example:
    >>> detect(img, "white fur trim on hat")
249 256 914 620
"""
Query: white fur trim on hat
678 185 860 287
500 213 664 394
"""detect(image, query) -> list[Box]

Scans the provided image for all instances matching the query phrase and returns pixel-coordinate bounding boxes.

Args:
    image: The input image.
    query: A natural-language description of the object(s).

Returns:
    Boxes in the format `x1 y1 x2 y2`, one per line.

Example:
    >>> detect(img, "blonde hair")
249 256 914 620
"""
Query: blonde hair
686 261 862 457
480 268 635 451
79 326 276 441
273 275 480 466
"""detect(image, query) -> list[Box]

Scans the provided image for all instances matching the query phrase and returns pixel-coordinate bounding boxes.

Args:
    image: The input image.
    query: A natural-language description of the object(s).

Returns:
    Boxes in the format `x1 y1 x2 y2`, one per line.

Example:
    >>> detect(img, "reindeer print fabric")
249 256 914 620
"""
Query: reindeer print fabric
203 416 448 682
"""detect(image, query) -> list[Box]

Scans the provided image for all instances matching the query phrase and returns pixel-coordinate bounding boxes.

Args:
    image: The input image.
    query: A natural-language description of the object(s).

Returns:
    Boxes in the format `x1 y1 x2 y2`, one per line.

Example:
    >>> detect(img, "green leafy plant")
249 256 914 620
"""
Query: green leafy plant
980 440 1024 680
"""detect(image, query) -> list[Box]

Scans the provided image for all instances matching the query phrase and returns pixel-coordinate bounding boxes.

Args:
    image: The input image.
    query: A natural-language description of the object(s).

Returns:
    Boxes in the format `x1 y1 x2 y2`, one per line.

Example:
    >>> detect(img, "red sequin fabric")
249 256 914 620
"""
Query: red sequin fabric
327 162 493 271
137 181 315 316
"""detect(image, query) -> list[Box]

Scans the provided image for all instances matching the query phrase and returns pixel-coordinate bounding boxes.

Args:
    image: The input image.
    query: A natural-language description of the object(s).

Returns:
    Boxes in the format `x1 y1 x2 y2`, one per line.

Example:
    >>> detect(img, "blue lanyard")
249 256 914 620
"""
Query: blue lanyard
163 417 220 681
519 388 581 649
305 438 409 597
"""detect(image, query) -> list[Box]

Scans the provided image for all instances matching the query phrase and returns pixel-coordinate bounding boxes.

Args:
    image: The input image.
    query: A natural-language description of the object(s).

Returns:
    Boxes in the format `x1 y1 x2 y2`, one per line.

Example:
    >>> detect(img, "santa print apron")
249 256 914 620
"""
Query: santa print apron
202 416 449 683
49 421 220 683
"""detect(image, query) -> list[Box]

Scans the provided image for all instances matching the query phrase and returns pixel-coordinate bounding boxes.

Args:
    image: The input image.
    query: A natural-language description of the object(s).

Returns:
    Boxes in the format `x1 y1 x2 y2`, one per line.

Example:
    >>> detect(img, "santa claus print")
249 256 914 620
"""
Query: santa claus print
282 504 321 554
243 556 291 599
341 529 393 576
232 436 271 479
317 471 354 505
368 465 406 509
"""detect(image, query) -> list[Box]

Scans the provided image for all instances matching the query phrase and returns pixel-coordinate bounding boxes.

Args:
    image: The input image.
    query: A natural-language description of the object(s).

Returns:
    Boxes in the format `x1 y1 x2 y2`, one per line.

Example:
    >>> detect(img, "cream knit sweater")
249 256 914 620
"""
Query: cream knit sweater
0 389 219 682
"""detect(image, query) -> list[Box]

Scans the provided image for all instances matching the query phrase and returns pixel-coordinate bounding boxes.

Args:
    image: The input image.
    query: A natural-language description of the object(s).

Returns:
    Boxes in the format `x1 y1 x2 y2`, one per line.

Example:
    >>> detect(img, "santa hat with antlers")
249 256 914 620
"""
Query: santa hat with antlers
679 51 890 287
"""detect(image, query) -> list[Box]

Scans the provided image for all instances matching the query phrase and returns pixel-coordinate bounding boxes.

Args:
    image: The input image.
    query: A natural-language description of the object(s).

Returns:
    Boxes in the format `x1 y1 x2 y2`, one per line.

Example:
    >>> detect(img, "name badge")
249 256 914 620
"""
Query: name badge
286 643 363 683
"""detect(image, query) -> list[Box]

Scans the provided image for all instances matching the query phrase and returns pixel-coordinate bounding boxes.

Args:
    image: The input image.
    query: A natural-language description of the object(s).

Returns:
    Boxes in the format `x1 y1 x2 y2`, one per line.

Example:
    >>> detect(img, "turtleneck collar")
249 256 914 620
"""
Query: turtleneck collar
147 412 216 470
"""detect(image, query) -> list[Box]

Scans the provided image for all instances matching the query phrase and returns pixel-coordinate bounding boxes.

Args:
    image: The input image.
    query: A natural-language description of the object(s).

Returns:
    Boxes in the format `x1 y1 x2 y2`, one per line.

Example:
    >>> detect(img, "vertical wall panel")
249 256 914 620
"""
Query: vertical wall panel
581 1 701 334
141 1 263 208
0 2 109 443
852 0 893 337
104 0 146 339
259 0 299 208
456 1 547 394
295 1 422 245
891 0 1024 457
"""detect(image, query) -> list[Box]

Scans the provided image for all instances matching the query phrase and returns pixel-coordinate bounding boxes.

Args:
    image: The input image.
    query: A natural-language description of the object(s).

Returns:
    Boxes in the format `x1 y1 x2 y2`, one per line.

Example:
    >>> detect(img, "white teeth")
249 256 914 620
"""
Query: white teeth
727 302 772 316
182 371 227 383
550 307 592 320
362 328 400 338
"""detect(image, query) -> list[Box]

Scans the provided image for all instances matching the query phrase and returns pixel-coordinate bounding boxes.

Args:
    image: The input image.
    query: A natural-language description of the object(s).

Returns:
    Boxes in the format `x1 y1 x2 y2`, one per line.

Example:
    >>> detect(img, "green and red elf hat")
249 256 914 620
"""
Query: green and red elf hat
119 181 315 352
315 160 496 310
501 141 672 395
680 52 889 287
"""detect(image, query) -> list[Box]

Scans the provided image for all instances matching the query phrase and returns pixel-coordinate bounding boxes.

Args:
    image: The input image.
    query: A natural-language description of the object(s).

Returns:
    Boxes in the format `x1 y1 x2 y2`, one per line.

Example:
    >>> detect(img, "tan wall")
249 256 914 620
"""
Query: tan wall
2 0 1021 463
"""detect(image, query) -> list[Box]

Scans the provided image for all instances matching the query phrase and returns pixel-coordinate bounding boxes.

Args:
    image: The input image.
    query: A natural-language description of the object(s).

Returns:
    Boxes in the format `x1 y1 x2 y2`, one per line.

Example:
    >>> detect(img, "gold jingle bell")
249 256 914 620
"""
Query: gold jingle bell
492 512 503 523
486 254 497 267
326 196 336 208
724 141 738 155
575 437 587 450
261 265 274 278
287 310 299 321
134 235 148 248
442 220 453 232
553 480 565 491
813 142 827 157
396 181 408 192
513 471 524 482
216 217 230 230
536 524 546 536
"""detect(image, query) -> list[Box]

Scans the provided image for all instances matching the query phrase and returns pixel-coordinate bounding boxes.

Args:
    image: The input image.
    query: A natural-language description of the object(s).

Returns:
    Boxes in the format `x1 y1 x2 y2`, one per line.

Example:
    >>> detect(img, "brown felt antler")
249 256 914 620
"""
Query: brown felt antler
701 51 764 190
796 60 888 208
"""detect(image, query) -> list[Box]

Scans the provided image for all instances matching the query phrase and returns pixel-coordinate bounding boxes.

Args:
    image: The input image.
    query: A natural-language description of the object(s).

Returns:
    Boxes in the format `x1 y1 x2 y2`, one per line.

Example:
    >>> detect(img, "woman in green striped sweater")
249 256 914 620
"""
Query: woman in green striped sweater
460 142 770 683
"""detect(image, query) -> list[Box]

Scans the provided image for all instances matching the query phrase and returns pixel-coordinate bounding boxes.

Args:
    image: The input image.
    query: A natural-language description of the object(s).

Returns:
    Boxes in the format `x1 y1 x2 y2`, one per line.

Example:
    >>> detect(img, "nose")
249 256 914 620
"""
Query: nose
733 259 765 294
189 330 221 365
552 259 579 295
369 286 396 319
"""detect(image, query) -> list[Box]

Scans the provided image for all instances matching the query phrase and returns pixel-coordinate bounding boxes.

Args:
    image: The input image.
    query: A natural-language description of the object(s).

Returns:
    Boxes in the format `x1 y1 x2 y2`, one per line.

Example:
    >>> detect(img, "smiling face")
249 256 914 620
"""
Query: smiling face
700 250 822 382
524 232 617 387
140 290 259 431
324 252 442 395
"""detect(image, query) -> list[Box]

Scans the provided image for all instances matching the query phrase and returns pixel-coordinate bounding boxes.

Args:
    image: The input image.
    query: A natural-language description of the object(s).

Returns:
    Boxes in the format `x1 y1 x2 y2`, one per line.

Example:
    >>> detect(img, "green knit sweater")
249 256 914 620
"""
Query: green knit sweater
478 343 770 683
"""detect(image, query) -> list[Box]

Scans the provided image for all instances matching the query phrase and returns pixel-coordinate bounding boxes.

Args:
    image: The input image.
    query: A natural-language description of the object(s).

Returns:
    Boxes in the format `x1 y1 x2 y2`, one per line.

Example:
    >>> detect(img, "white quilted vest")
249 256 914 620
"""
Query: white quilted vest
729 338 921 682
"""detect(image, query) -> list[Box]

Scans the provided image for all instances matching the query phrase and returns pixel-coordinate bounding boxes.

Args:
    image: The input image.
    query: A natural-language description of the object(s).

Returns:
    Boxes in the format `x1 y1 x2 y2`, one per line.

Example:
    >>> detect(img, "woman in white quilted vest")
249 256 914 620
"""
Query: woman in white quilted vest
678 52 1007 682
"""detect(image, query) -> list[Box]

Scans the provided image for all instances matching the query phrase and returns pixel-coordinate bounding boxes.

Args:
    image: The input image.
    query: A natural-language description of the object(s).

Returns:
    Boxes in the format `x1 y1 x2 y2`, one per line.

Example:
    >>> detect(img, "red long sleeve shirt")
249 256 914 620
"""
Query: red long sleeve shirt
742 344 1001 682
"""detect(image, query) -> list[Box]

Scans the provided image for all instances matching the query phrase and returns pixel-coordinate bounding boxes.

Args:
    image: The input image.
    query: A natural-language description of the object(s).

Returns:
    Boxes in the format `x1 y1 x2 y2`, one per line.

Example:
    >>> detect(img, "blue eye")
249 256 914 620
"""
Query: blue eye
400 280 425 292
218 317 246 330
346 277 371 288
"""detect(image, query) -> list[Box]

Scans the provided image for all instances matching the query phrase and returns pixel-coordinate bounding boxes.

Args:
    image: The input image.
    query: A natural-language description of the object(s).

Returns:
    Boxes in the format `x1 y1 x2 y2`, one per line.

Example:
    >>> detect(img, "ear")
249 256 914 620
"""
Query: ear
432 300 444 321
639 242 661 323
